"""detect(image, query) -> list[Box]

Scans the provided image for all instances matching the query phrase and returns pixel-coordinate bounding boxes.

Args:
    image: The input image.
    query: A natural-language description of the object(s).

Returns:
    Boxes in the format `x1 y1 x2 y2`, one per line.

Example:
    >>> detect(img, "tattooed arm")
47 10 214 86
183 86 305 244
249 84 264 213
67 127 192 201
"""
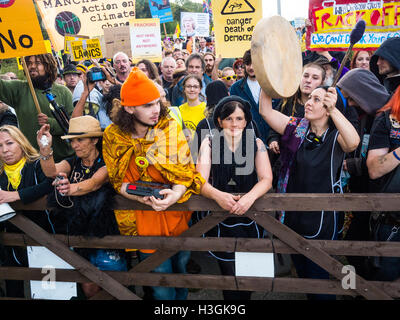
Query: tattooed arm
366 147 400 180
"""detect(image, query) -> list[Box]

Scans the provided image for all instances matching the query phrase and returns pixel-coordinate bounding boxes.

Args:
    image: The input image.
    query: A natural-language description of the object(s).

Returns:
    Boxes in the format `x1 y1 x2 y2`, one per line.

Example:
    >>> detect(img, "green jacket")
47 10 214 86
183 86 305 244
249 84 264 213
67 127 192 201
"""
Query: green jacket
0 80 74 162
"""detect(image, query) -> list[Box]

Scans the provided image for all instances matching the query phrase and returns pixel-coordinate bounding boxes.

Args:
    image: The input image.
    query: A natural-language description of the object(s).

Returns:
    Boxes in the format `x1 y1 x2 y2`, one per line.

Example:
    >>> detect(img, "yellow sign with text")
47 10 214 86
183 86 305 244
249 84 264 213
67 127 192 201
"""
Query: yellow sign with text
64 35 89 54
212 0 262 58
71 38 103 61
0 0 47 59
16 40 52 70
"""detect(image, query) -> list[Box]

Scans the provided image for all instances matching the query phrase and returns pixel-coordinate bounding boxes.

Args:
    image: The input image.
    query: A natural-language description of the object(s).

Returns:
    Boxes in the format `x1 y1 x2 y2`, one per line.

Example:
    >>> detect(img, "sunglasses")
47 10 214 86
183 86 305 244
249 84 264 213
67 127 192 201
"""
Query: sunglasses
222 74 237 81
234 64 244 69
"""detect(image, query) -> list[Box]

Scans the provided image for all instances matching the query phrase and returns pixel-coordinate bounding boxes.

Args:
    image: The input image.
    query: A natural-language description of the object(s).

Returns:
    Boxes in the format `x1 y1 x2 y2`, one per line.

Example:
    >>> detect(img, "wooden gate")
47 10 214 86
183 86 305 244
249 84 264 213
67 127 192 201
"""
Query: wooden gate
0 193 399 300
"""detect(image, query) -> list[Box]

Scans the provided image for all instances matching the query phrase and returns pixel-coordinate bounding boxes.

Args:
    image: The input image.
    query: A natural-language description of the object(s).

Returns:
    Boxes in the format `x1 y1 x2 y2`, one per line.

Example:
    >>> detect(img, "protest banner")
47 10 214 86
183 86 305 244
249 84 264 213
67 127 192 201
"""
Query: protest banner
148 0 173 23
0 0 47 59
307 0 400 51
70 38 103 61
64 34 89 54
35 0 136 52
103 26 132 58
130 18 162 63
211 0 262 58
180 12 210 37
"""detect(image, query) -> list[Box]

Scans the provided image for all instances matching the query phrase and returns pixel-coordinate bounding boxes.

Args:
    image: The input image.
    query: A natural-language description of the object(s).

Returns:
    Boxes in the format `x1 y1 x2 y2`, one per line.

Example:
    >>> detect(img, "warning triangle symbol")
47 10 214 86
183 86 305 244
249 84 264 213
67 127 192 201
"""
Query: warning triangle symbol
221 0 256 15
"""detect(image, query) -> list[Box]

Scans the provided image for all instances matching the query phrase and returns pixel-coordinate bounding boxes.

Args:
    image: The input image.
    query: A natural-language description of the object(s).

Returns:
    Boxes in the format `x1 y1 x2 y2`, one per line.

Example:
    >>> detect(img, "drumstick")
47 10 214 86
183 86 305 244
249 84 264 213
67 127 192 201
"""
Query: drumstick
332 20 366 87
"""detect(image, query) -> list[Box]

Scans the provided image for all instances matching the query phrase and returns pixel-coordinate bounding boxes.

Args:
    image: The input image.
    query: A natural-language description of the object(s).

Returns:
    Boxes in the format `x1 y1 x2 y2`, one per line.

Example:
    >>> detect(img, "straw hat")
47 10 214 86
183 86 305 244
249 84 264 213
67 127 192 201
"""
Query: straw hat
61 116 103 140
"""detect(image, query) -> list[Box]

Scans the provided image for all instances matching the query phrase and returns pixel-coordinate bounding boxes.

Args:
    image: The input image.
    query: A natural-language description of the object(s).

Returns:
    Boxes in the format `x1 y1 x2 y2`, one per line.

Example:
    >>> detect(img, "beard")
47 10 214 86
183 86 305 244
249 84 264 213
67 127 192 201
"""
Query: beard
31 74 52 90
114 107 157 134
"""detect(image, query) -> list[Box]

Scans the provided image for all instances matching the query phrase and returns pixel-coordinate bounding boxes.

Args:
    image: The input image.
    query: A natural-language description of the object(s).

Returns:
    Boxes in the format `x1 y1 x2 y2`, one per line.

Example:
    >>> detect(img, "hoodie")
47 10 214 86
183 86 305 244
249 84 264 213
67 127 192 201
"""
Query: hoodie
369 37 400 94
337 68 390 115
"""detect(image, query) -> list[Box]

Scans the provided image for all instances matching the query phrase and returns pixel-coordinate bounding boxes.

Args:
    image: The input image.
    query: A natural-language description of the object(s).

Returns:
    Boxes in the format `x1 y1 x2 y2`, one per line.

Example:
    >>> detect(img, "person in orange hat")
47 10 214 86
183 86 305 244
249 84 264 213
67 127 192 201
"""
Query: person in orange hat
102 67 204 300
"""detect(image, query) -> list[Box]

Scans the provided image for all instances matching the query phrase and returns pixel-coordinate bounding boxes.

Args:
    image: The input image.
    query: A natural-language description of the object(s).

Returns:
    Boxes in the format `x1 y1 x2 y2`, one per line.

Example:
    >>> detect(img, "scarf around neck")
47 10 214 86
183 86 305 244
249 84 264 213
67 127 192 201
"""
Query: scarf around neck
3 157 26 190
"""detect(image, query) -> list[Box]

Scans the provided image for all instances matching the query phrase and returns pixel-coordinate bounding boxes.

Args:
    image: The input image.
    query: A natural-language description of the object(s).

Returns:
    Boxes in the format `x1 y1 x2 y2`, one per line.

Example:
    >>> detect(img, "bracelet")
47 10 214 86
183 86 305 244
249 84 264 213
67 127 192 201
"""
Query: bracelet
393 150 400 161
40 149 53 161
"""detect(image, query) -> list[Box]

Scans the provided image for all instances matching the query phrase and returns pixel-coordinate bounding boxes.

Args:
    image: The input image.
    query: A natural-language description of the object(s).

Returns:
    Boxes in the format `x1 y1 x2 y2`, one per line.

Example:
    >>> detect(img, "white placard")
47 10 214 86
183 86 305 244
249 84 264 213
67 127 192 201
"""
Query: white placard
180 12 210 37
235 252 274 277
27 246 77 300
130 18 162 63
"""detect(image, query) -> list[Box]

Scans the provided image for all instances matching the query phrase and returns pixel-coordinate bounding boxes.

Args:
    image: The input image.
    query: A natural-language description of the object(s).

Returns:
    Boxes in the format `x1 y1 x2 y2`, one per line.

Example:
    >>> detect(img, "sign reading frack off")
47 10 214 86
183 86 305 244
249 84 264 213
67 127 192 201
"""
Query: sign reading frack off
212 0 262 58
0 0 47 59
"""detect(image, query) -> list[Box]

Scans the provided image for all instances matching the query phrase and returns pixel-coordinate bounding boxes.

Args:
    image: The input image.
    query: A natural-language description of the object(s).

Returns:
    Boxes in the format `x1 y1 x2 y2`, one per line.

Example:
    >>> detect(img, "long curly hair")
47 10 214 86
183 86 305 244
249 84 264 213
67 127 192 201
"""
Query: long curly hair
24 53 58 84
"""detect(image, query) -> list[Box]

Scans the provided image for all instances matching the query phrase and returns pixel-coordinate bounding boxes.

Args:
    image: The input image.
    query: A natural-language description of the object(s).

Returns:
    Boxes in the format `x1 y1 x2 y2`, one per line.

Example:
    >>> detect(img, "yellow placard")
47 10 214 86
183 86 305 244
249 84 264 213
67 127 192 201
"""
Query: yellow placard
211 0 263 59
64 34 89 54
71 38 103 61
0 0 47 59
16 40 52 70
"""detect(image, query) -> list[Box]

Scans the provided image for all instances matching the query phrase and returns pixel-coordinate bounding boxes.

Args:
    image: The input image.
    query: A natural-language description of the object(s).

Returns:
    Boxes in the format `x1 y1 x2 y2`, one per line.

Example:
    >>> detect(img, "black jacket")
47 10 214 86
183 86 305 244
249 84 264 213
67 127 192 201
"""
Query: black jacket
370 37 400 94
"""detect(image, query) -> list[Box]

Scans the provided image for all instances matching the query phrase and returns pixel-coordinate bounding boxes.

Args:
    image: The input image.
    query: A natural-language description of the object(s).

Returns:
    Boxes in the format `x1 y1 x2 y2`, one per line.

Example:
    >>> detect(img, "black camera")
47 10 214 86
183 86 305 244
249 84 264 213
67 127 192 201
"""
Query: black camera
87 67 106 82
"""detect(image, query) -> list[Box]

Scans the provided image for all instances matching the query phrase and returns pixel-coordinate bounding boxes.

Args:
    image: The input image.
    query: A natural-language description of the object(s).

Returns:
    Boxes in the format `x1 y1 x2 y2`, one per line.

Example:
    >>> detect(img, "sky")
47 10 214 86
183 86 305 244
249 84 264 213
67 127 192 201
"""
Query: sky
179 0 310 21
262 0 309 20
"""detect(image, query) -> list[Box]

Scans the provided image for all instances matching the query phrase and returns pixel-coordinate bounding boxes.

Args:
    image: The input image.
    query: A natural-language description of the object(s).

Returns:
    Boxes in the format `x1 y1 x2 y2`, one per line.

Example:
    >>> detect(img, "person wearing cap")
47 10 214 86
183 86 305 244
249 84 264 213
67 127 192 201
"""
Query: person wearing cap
62 64 81 93
196 95 272 300
369 37 400 95
102 67 204 300
36 116 125 299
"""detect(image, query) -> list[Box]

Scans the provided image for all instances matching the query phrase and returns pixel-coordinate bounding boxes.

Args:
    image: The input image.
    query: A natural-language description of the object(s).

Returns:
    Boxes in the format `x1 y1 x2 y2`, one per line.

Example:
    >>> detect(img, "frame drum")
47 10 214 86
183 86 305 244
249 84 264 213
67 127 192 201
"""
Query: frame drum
251 16 303 99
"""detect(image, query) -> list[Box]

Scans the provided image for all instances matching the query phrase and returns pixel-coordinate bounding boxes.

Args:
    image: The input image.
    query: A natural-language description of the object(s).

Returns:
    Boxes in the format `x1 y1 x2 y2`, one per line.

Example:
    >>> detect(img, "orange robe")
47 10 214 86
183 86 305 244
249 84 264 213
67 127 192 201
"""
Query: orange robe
102 114 204 253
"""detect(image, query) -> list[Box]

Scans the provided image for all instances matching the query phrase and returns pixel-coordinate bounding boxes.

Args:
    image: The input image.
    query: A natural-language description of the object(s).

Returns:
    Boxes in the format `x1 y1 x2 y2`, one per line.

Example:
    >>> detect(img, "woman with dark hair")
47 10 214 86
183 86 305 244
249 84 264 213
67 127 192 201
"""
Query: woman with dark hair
260 86 360 300
196 95 273 300
137 59 162 85
37 116 125 299
178 74 206 141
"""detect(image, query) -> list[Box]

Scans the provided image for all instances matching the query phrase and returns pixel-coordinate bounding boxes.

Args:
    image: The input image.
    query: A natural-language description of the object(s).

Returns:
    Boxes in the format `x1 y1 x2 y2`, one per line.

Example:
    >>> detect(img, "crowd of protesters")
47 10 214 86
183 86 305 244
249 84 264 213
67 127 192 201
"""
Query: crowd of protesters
0 30 399 301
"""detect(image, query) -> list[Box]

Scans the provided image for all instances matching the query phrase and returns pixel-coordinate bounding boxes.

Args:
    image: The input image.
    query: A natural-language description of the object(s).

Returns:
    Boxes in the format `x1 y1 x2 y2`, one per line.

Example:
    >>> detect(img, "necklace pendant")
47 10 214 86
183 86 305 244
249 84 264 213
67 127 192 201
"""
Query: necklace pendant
85 168 90 174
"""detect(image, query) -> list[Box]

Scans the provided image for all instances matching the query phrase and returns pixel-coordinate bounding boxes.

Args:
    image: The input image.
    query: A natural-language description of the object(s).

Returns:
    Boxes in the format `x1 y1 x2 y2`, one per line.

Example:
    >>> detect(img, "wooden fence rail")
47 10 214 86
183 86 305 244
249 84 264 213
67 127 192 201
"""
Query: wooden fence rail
0 193 399 300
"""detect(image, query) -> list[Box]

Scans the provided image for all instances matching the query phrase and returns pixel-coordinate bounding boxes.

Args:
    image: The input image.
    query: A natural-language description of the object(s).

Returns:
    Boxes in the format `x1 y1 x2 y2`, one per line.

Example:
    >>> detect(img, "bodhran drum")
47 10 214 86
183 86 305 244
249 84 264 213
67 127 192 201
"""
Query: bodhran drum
251 16 303 99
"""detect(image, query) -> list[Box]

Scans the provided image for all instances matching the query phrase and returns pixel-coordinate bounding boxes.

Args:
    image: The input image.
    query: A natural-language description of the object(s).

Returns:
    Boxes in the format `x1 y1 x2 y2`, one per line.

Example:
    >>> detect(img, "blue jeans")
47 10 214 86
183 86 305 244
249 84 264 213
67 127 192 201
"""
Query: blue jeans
371 223 400 281
138 250 190 300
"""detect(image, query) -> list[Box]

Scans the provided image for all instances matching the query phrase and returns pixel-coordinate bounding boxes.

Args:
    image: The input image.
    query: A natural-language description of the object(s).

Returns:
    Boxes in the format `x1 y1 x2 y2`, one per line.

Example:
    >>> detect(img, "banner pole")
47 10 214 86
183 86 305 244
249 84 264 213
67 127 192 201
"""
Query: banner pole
21 57 42 114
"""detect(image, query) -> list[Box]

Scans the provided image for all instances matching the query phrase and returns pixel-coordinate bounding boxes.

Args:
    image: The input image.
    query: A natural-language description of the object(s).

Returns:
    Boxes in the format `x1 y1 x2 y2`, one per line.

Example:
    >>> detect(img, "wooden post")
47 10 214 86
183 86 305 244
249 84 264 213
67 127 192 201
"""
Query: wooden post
21 57 42 114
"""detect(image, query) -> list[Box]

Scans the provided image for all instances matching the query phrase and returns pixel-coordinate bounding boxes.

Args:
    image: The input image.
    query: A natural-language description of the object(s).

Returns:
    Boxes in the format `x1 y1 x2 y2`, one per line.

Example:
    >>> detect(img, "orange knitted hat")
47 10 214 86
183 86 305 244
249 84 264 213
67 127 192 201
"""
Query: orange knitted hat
120 67 160 107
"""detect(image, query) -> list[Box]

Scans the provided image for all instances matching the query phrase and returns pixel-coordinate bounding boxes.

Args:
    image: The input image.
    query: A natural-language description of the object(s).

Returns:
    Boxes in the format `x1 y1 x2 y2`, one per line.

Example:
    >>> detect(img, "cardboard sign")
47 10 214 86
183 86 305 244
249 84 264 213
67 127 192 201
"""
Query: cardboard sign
307 0 400 51
71 38 103 61
103 26 132 58
0 0 47 59
35 0 136 52
130 18 162 63
211 0 263 58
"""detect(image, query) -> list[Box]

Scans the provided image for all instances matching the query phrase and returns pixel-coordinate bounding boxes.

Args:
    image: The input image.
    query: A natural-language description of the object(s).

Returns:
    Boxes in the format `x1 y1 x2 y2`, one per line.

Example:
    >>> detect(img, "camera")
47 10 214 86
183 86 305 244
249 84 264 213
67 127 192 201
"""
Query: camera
87 67 106 82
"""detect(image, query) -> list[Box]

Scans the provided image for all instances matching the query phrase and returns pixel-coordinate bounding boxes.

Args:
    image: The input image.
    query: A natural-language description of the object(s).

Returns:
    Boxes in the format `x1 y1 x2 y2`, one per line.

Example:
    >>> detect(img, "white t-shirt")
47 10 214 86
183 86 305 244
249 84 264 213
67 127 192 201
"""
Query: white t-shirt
247 78 261 105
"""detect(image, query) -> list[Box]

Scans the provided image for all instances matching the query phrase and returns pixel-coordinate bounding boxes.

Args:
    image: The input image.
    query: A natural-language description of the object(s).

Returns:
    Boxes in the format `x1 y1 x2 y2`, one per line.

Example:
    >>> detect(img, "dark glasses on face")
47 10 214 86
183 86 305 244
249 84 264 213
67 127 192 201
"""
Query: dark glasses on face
234 64 244 69
222 74 237 81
